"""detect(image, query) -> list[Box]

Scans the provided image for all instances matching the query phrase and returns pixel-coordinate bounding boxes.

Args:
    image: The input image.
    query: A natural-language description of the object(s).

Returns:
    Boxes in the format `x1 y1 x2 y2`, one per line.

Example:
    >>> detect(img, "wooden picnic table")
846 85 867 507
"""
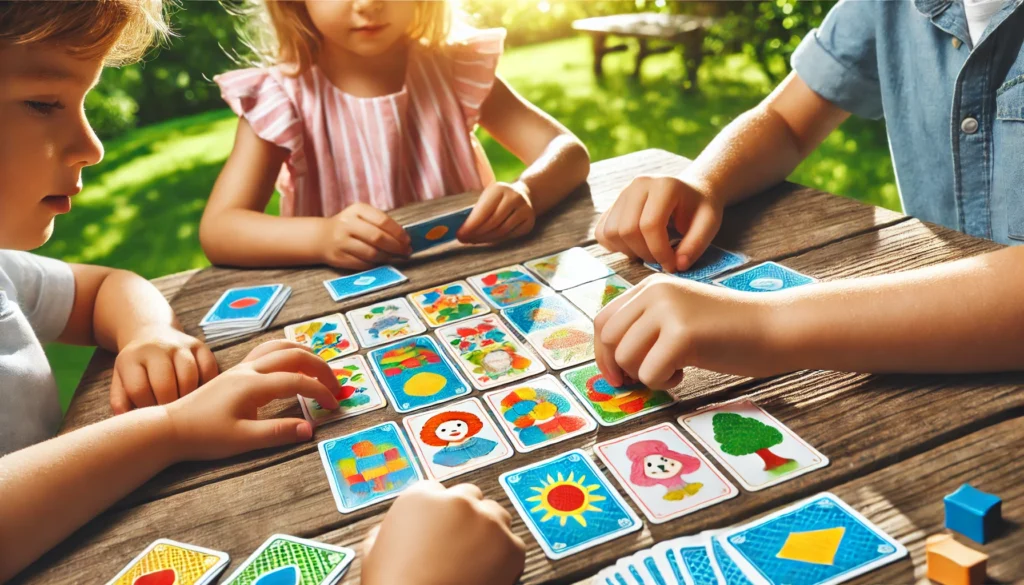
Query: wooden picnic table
572 13 716 88
16 149 1023 584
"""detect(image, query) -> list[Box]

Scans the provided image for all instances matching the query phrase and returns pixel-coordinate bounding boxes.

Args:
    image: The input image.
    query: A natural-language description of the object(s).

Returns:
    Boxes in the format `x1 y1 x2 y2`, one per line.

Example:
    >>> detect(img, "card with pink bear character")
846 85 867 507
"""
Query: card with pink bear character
594 422 738 524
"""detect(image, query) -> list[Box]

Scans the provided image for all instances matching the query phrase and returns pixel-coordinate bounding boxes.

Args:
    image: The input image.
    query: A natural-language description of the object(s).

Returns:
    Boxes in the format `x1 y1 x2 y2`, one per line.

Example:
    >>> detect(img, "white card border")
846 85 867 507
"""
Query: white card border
482 374 598 453
344 297 427 348
652 538 695 585
400 397 515 481
523 247 615 291
220 533 355 585
366 334 471 413
200 283 284 327
562 274 634 319
435 314 546 390
560 362 675 426
104 538 230 585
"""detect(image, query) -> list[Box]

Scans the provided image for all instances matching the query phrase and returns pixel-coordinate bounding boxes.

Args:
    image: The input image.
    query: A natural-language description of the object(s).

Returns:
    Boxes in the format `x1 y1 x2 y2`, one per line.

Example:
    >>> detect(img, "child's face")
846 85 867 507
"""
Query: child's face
305 0 418 57
0 43 104 250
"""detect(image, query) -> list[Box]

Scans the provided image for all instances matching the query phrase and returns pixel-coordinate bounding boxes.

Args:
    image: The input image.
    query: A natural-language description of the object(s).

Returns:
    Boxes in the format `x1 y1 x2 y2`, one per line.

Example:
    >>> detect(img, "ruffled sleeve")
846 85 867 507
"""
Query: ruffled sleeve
214 67 307 175
444 27 506 130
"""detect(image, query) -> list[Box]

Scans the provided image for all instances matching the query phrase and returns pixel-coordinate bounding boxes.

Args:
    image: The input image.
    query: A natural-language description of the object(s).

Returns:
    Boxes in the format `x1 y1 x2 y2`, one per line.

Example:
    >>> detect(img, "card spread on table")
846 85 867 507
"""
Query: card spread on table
284 314 358 361
501 294 590 337
368 335 471 413
221 534 355 585
677 399 829 492
715 262 815 293
719 493 907 585
407 280 490 327
467 264 556 309
436 314 545 390
402 397 514 481
105 539 229 585
561 362 674 426
299 355 386 426
652 538 693 585
323 265 407 302
675 534 720 585
404 207 473 254
562 274 633 319
594 423 738 524
345 297 426 348
523 247 615 290
644 245 746 282
708 534 755 585
318 421 422 514
483 374 597 453
499 449 641 560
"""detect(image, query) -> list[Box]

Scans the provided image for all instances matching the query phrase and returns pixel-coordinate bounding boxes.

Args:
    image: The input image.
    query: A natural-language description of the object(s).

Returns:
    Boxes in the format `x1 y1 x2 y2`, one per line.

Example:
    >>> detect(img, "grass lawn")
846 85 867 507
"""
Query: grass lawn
41 35 897 412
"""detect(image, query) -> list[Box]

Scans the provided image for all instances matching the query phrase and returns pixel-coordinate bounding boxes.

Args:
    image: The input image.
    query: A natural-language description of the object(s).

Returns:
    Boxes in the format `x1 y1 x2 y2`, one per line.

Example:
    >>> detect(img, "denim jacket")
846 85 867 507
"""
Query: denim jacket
791 0 1024 244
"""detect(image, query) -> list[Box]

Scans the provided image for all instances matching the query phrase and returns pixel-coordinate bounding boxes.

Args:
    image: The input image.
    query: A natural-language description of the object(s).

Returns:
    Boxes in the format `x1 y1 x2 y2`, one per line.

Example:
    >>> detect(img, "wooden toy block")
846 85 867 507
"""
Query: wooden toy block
944 483 1002 544
926 534 988 585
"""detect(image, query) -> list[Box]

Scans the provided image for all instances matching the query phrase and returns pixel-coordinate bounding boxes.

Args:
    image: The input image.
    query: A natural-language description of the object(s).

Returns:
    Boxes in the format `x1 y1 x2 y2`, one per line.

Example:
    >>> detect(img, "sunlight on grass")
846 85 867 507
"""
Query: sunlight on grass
42 35 897 411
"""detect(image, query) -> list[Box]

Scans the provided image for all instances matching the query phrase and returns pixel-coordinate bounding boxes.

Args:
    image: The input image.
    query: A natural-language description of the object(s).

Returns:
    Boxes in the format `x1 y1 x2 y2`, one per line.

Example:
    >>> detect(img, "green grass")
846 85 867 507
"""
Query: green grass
40 35 897 412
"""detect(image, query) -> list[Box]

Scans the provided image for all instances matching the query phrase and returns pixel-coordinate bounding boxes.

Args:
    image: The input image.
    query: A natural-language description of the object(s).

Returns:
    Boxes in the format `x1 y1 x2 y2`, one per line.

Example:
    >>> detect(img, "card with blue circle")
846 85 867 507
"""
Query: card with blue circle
200 284 284 326
368 335 471 413
644 245 747 282
323 266 407 302
499 449 641 560
715 262 815 293
404 207 473 254
718 492 907 585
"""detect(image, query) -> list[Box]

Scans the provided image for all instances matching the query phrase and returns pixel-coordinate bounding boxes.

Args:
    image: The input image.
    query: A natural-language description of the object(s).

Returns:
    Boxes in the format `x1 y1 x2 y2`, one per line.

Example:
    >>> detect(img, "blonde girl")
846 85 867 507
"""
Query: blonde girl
202 0 590 269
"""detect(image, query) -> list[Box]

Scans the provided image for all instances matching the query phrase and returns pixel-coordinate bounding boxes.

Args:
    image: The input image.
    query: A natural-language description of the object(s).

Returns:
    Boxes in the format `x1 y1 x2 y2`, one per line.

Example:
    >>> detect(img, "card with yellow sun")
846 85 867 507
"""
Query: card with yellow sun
499 449 641 560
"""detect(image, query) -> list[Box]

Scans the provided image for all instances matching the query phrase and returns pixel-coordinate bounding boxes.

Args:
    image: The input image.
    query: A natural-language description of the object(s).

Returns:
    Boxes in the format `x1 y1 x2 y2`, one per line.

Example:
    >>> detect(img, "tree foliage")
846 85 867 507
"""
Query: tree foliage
712 412 784 456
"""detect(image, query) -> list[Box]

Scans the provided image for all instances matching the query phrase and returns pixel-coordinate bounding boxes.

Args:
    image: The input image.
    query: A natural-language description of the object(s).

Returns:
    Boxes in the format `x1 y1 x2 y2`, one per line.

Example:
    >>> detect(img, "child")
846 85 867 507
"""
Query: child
200 0 590 269
593 0 1024 389
0 3 524 582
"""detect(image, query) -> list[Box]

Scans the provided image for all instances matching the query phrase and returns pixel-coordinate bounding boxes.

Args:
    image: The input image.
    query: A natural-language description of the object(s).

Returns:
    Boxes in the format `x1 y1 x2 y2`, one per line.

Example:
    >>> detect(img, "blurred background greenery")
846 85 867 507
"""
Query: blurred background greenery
43 0 898 411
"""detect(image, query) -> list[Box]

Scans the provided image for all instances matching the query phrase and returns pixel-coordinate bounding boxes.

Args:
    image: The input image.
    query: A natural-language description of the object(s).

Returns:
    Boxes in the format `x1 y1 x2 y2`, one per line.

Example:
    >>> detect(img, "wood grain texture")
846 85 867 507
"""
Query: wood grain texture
22 213 1020 584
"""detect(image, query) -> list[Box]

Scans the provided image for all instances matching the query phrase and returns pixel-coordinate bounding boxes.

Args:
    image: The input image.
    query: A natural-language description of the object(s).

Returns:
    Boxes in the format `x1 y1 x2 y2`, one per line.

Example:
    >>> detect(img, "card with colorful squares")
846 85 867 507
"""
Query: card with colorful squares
367 335 471 413
482 374 596 453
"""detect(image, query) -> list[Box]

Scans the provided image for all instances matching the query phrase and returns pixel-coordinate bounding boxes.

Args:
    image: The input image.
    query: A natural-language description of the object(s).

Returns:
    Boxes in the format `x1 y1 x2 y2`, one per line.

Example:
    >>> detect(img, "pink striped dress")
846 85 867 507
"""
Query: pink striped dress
214 28 504 217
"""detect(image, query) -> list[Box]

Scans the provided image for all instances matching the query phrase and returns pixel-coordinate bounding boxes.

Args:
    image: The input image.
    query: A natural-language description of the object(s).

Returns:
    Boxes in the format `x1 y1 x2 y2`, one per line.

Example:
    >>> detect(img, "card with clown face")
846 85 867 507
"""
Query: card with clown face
436 314 545 390
594 423 738 524
402 398 513 481
483 374 597 453
467 264 555 309
560 362 674 426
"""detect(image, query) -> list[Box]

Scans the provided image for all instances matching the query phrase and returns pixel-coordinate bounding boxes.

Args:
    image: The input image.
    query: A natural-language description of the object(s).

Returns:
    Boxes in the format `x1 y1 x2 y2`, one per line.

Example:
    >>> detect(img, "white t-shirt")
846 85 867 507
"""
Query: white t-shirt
963 0 1007 47
0 250 75 456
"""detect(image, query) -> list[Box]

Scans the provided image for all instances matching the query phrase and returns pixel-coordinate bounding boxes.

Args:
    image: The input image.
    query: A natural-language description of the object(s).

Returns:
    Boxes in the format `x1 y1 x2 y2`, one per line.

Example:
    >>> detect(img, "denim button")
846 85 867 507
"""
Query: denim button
961 117 979 134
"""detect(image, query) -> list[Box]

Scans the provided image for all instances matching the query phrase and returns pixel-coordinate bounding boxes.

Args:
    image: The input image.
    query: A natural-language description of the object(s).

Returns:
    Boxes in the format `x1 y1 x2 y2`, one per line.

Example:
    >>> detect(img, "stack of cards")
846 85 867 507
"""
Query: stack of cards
199 284 291 343
593 492 907 585
221 534 355 585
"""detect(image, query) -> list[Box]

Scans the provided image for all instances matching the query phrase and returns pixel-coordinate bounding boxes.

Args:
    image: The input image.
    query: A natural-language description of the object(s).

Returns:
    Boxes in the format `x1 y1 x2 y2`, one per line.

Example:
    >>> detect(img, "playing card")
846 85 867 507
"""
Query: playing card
323 266 407 302
594 423 738 524
718 493 908 585
644 246 746 282
402 397 514 481
595 567 629 585
318 421 422 514
467 264 556 309
677 399 828 492
561 362 674 426
221 534 355 585
105 539 229 585
299 355 386 426
501 295 590 337
524 247 615 290
652 539 694 585
714 262 815 293
499 449 641 560
616 557 647 584
404 207 473 254
524 320 596 369
635 549 677 585
562 274 634 319
407 280 489 327
284 314 358 361
675 535 721 585
345 297 426 348
367 335 471 413
483 374 597 453
707 534 753 585
200 284 284 327
436 314 545 390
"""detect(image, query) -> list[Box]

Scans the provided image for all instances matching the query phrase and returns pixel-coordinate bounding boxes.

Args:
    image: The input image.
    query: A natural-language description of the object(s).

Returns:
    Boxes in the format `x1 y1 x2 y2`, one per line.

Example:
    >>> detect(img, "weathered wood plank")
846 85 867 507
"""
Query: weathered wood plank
21 218 1018 585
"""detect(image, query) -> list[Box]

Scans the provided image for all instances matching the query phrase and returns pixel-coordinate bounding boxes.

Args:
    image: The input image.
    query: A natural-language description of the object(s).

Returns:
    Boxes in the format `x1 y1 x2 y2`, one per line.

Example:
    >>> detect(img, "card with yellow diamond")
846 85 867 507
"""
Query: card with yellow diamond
718 493 907 585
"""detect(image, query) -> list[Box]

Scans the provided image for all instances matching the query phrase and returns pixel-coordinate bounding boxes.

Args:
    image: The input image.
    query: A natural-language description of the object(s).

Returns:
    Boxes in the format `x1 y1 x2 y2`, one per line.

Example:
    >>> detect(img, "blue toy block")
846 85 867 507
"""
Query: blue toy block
944 483 1001 544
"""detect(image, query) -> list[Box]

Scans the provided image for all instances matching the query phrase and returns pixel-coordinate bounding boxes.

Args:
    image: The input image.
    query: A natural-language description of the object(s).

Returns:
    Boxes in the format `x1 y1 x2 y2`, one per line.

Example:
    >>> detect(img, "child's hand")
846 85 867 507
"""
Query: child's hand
361 481 525 585
111 326 220 415
321 203 411 270
458 182 536 243
595 175 724 273
594 274 773 389
163 340 340 461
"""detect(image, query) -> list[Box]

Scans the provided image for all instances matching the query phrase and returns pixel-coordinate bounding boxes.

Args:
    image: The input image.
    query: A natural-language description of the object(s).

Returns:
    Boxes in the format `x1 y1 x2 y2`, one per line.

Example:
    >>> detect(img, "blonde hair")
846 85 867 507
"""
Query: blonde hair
240 0 452 75
0 0 168 66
